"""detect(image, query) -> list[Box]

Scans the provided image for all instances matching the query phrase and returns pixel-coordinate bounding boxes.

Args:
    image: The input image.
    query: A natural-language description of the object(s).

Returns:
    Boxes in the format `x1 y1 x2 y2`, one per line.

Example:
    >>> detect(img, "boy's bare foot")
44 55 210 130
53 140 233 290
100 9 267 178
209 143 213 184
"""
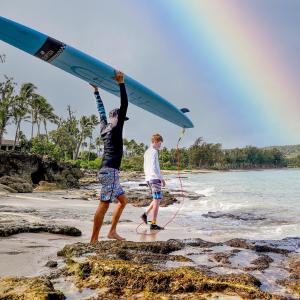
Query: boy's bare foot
107 232 126 241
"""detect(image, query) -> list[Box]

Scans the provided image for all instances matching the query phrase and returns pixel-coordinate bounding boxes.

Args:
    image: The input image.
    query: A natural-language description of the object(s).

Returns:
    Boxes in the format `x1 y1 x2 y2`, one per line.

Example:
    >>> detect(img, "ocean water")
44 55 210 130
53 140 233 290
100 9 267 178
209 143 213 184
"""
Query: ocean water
162 169 300 242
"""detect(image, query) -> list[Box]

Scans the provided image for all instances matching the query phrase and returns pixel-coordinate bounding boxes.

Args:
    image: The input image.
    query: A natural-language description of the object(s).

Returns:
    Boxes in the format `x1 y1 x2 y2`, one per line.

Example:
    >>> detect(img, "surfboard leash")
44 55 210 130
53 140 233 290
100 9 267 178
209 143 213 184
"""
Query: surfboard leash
135 128 187 235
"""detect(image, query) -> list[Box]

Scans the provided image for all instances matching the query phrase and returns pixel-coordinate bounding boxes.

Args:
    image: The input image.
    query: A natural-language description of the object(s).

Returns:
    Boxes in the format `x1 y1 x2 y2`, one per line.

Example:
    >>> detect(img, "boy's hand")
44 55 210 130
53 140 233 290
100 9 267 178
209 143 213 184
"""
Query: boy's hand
90 83 98 92
161 179 166 187
113 70 125 84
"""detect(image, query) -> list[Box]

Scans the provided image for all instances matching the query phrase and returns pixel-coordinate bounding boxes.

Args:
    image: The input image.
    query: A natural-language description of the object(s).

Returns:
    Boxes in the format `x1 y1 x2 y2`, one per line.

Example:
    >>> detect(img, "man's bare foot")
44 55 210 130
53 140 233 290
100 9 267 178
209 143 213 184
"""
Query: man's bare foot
107 232 126 241
90 239 99 245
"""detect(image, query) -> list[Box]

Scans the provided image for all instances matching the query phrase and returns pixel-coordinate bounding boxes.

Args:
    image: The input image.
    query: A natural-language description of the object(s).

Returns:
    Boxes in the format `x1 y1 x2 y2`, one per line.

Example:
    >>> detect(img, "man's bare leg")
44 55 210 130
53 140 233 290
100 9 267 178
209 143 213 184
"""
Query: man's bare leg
107 193 127 240
90 201 110 244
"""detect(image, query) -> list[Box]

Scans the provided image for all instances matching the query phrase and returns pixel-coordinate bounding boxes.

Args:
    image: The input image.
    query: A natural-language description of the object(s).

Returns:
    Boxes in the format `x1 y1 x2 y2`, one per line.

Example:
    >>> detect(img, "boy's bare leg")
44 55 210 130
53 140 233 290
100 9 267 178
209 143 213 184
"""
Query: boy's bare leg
146 200 154 215
90 201 110 244
151 199 161 223
107 193 127 240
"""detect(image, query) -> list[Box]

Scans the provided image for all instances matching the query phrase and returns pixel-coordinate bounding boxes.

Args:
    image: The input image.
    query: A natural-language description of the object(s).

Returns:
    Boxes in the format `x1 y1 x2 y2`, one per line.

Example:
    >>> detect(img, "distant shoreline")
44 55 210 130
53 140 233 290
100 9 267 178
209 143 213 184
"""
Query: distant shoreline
161 166 299 174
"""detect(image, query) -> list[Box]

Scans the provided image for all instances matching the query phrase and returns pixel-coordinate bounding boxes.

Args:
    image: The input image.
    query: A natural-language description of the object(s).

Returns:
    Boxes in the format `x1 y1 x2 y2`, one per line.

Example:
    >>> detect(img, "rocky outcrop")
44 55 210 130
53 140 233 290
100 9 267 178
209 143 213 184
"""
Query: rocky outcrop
56 239 286 300
0 151 83 192
0 277 64 300
0 175 33 192
1 238 299 299
0 213 81 237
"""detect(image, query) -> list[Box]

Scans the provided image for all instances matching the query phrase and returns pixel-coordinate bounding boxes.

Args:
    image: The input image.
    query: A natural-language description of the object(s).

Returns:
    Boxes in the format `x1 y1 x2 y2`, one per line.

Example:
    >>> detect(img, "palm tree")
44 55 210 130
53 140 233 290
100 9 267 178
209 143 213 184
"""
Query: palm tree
95 136 103 156
0 77 15 147
31 94 47 137
18 83 38 139
39 102 58 140
12 83 33 149
73 114 99 160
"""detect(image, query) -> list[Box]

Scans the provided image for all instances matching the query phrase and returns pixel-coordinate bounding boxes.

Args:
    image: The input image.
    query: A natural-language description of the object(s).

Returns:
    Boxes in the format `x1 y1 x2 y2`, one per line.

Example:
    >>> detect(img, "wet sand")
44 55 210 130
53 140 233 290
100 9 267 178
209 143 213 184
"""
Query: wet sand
0 190 202 277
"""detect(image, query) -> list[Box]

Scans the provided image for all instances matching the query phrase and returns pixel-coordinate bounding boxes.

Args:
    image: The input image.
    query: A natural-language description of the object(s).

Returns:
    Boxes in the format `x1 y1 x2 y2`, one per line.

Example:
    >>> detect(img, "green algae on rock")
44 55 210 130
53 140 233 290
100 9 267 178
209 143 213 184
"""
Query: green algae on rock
58 240 185 258
0 277 64 300
57 240 282 299
63 257 274 299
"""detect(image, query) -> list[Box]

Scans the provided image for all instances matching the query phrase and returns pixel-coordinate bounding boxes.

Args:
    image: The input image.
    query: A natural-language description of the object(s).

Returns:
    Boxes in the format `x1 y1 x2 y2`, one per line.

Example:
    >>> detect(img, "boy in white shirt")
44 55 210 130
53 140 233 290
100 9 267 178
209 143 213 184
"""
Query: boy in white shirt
141 133 166 230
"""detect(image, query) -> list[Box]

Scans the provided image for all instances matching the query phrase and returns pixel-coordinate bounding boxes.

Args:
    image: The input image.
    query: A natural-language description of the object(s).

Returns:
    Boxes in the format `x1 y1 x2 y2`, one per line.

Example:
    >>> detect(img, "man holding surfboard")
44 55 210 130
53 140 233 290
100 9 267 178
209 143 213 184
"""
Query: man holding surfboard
90 71 129 243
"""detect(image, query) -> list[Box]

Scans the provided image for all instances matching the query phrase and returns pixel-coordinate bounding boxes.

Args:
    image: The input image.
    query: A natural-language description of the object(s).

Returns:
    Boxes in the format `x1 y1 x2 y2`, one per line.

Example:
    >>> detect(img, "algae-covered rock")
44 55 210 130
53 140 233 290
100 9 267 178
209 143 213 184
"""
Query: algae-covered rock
63 257 272 299
0 175 33 192
58 240 184 258
57 240 283 299
278 255 300 296
0 277 64 299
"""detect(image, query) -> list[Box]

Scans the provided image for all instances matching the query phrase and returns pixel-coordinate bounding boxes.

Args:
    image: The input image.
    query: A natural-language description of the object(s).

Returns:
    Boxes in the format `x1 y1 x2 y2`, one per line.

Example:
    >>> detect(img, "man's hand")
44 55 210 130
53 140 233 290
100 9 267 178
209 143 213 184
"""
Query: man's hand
90 83 98 92
113 70 125 84
161 179 166 187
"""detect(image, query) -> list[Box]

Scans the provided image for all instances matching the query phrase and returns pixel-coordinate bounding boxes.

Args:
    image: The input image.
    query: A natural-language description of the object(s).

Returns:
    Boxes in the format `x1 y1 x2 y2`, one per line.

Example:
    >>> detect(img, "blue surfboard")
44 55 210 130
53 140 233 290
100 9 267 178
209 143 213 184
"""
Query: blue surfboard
0 16 193 128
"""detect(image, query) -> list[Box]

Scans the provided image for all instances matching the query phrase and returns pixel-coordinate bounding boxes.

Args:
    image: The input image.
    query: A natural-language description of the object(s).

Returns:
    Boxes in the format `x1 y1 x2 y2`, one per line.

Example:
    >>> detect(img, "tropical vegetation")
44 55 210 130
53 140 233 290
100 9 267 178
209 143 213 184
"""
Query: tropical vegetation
1 77 299 170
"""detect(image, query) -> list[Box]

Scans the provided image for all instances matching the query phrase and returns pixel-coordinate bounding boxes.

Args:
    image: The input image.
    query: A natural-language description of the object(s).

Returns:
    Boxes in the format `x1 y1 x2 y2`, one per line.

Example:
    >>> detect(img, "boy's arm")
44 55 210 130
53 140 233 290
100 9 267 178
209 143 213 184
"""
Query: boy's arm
152 151 164 182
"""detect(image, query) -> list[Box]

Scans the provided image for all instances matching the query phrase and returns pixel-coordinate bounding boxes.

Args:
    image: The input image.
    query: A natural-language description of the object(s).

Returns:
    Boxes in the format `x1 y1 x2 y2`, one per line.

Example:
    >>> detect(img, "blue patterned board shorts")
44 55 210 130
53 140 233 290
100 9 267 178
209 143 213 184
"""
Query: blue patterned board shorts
147 179 163 200
97 167 124 202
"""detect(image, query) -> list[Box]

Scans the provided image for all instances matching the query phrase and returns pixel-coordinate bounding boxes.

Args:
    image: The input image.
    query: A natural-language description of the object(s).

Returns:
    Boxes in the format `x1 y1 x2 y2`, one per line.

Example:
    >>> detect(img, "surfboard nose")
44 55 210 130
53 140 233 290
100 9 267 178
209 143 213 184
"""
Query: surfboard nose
0 16 47 55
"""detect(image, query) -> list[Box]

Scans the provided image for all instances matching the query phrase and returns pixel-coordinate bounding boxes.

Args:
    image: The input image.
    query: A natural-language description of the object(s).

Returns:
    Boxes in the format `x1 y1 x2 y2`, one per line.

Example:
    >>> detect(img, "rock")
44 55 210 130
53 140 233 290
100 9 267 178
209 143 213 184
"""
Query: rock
0 151 40 182
0 175 33 192
0 214 82 237
0 277 64 299
253 244 291 255
212 252 233 264
0 205 36 213
0 151 83 190
45 260 58 268
244 254 274 271
277 255 300 296
4 237 298 299
125 189 178 207
58 240 185 258
183 238 218 248
203 211 266 221
225 238 253 250
34 181 63 191
40 156 84 188
61 245 272 299
119 171 144 181
0 182 17 193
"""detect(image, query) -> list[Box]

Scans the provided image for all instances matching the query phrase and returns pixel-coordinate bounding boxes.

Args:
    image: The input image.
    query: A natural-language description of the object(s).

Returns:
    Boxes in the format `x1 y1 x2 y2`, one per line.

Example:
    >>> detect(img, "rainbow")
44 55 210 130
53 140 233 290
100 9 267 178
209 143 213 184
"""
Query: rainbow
154 1 300 143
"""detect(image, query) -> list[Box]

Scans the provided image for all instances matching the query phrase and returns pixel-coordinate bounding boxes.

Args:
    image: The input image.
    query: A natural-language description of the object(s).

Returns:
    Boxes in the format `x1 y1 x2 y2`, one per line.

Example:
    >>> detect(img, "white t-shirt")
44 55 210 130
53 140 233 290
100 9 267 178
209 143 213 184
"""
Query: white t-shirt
143 146 163 181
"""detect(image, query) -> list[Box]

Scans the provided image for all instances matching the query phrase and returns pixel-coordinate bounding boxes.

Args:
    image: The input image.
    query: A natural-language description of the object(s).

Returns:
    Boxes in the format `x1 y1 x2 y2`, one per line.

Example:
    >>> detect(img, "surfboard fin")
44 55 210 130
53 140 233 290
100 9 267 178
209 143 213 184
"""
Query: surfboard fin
180 108 190 114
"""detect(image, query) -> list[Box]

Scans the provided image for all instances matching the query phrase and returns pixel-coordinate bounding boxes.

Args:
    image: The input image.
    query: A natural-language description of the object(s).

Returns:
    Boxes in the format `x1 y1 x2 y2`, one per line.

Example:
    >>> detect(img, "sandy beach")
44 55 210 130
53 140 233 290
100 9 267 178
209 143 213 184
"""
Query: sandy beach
0 170 299 299
0 188 202 277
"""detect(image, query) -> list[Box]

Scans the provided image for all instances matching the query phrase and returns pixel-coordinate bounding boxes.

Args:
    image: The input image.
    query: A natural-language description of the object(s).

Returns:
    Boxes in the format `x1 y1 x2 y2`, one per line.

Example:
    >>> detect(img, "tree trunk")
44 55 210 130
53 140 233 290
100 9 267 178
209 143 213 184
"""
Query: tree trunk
74 135 83 160
37 121 41 137
44 120 48 141
13 118 21 150
88 137 91 161
31 122 34 139
0 128 4 147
